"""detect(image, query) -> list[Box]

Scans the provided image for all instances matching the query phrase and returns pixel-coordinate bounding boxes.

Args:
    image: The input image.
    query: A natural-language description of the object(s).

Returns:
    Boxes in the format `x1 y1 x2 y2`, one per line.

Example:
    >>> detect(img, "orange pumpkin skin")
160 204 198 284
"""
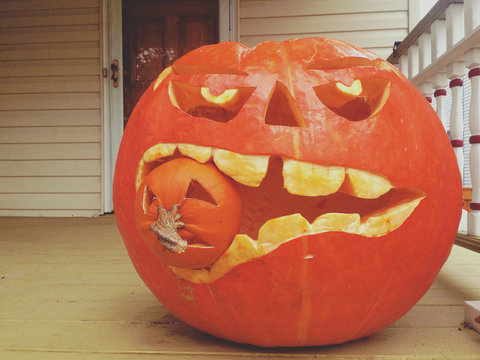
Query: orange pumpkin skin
113 38 462 347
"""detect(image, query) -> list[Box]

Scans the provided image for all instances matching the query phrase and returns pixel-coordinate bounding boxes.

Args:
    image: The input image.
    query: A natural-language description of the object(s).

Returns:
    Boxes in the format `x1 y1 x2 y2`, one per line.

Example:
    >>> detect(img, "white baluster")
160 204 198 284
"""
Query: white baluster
399 55 409 77
467 50 480 235
408 44 419 79
418 33 432 71
446 3 464 49
419 82 434 107
448 60 465 182
431 19 446 62
433 75 449 131
464 0 480 36
434 88 448 131
449 78 464 181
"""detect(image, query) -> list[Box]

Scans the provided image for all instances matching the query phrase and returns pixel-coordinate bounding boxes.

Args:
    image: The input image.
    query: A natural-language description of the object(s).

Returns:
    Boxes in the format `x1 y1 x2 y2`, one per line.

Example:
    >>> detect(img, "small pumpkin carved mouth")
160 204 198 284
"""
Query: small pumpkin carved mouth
135 142 425 282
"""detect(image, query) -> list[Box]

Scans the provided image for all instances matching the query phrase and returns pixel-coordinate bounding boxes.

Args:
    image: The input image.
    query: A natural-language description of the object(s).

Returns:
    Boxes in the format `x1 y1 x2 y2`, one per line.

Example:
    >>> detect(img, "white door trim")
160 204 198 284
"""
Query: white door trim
219 0 239 42
102 0 124 213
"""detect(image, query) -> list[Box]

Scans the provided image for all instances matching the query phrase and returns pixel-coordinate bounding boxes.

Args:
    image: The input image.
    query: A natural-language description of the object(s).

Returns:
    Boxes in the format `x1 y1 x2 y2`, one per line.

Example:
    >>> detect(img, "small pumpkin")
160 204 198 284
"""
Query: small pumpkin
113 38 462 347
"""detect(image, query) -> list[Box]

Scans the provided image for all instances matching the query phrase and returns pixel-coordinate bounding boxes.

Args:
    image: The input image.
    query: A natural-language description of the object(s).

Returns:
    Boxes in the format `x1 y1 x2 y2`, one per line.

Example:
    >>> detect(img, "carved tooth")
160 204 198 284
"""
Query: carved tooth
142 143 177 163
341 168 392 199
213 149 269 186
359 197 424 237
312 213 361 234
257 214 312 246
283 158 345 196
135 158 146 191
178 144 212 163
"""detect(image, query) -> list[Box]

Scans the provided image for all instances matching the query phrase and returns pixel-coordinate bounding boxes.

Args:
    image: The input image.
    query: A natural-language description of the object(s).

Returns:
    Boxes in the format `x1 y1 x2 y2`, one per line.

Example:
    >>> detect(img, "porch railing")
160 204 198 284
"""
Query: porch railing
387 0 480 253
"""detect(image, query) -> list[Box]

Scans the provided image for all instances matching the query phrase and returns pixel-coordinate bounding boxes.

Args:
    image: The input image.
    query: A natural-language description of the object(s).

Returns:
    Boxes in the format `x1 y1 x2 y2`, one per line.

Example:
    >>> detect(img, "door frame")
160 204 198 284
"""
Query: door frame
102 0 238 213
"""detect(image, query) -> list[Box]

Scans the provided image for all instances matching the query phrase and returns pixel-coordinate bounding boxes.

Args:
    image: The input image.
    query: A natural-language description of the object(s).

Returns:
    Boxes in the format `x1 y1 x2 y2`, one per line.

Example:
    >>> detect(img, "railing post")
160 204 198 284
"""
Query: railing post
446 2 465 181
430 17 448 131
467 50 480 235
449 76 464 181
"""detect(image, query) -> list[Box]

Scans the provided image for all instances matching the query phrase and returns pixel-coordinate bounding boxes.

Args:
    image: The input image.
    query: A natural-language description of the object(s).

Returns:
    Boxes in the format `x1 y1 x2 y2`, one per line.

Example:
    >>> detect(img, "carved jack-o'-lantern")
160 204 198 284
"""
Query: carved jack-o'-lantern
113 38 462 347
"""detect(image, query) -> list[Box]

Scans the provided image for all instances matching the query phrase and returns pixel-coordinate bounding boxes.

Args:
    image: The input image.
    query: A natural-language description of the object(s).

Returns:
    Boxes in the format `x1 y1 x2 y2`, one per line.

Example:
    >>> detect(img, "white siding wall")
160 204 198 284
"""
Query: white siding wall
0 0 103 216
239 0 409 59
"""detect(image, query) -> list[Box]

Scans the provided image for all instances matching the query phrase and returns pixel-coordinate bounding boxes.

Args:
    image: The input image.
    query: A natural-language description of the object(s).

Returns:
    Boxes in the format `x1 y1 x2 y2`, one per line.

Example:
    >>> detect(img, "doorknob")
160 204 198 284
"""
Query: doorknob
111 60 119 88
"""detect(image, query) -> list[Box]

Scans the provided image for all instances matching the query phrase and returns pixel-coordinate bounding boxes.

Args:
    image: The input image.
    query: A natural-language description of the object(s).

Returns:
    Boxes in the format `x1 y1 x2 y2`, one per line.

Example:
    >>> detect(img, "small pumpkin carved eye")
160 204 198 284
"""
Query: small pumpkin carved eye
168 80 254 122
314 78 391 121
184 179 218 206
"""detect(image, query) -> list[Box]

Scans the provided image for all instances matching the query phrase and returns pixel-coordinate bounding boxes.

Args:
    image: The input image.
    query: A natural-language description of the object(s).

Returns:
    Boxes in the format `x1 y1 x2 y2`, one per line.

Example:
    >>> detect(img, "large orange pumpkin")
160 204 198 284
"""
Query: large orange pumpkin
113 38 462 347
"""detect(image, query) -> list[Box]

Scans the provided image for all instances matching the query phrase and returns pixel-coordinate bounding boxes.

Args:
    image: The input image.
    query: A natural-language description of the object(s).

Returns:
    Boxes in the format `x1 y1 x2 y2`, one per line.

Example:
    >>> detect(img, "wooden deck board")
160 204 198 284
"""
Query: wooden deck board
1 216 480 359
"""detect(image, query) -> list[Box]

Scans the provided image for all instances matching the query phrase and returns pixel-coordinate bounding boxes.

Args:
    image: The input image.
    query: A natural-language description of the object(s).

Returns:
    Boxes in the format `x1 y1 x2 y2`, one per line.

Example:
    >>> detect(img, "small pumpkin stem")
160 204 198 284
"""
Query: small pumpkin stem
150 203 187 254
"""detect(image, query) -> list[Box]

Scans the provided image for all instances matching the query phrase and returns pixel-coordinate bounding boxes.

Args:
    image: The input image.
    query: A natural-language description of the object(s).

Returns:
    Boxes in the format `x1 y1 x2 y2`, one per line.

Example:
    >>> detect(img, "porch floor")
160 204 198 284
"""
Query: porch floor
1 216 480 359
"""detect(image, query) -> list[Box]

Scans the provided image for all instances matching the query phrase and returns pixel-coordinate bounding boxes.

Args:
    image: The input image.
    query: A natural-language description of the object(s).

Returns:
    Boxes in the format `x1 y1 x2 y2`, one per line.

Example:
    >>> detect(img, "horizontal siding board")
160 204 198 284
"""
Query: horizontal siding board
0 159 101 176
0 76 101 94
0 14 99 28
0 0 98 11
0 93 100 110
0 0 99 12
0 143 100 160
0 193 101 210
0 176 100 193
0 109 101 127
0 127 100 144
0 28 99 45
0 209 100 216
0 45 99 61
240 0 408 18
0 59 100 77
240 29 408 50
240 11 407 36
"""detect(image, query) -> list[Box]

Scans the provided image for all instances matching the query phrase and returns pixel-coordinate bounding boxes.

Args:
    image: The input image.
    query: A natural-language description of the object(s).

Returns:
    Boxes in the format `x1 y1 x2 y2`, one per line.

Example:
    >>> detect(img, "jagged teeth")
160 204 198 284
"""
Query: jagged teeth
312 213 361 233
137 143 395 197
143 143 177 163
359 197 423 236
340 168 392 199
178 143 212 163
212 149 270 187
283 158 345 196
171 201 424 284
257 214 313 245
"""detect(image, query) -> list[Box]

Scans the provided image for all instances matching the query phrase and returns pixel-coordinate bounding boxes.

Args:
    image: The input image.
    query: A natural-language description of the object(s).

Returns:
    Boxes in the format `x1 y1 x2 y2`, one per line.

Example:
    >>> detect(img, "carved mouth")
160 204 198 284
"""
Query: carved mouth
135 143 425 282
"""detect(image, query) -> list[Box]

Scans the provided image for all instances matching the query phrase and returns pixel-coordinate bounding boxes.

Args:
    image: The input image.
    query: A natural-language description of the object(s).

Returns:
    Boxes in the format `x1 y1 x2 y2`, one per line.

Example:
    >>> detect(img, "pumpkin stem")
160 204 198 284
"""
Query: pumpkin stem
150 203 187 254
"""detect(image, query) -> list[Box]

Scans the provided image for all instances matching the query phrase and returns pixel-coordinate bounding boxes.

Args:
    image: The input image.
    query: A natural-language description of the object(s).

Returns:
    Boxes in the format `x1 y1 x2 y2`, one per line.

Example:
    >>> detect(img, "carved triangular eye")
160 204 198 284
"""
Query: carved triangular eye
314 78 390 121
169 81 254 123
184 179 217 206
264 81 306 128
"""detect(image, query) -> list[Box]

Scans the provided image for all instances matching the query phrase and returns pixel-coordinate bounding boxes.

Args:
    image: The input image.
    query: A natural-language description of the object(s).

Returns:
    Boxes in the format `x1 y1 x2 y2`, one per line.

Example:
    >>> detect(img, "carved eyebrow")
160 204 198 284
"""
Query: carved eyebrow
308 57 394 71
172 63 248 76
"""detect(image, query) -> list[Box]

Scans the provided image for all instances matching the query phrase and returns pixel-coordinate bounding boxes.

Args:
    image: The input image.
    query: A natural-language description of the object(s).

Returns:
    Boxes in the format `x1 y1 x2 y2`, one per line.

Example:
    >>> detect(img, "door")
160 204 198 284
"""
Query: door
122 0 218 125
